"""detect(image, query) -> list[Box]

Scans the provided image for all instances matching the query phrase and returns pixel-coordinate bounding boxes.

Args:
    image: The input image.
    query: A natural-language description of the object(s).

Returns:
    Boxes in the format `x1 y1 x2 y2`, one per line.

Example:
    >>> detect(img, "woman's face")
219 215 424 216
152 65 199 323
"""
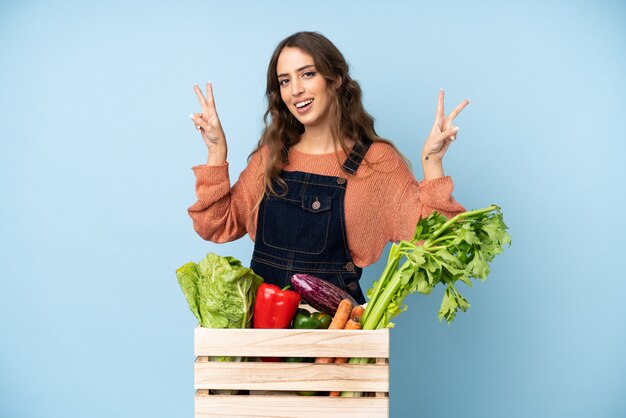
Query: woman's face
276 47 332 129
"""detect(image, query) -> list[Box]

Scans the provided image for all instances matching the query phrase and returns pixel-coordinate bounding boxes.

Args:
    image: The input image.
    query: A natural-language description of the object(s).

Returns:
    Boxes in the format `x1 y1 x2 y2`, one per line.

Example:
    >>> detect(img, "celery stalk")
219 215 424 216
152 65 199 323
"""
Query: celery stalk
340 205 510 397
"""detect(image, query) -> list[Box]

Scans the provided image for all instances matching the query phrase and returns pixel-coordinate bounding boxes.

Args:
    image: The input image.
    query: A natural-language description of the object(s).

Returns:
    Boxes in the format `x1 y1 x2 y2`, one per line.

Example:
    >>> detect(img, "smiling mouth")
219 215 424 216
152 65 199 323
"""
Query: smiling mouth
295 99 314 114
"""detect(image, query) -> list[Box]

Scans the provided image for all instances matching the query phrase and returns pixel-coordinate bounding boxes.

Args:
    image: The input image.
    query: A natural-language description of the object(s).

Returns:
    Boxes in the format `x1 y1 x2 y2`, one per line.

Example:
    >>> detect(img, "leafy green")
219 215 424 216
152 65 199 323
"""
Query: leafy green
342 205 511 396
361 205 510 329
176 262 202 323
176 253 263 381
176 253 263 329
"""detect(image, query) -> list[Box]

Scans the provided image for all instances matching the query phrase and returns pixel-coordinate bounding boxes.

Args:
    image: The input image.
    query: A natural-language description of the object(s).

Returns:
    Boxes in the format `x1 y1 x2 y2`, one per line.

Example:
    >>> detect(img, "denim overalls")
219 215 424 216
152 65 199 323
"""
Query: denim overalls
250 139 373 304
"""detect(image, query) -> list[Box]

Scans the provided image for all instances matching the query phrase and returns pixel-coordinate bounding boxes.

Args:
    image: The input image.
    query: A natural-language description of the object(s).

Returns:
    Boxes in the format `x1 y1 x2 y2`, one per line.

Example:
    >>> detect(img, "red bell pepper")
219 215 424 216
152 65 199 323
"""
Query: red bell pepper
253 283 301 362
253 283 301 328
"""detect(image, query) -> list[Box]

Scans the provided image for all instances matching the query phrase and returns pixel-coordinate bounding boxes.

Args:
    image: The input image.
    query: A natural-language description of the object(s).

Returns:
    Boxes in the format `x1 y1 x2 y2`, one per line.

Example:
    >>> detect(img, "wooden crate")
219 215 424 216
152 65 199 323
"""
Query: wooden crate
193 320 390 418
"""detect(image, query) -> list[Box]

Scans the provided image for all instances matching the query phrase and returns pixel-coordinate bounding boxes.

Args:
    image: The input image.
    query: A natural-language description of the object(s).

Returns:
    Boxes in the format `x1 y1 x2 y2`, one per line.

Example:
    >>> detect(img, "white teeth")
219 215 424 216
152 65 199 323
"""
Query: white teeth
295 99 313 108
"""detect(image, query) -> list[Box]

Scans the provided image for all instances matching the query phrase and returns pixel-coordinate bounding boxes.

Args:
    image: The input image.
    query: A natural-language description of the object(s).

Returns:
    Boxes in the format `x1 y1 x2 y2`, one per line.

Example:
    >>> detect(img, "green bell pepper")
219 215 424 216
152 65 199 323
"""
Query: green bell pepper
311 312 332 329
292 309 332 330
293 309 321 329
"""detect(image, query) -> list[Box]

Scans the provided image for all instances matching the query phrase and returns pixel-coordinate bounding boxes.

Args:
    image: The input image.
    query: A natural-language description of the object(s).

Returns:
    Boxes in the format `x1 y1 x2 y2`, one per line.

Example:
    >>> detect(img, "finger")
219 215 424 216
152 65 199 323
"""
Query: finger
193 84 210 119
448 123 459 141
435 88 445 121
190 113 209 131
447 99 470 122
205 82 218 117
441 125 459 141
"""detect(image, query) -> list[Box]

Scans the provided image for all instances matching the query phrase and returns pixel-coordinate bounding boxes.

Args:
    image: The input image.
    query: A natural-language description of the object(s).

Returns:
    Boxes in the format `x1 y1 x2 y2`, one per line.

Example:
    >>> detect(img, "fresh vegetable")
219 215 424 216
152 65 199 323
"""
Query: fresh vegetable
349 305 365 322
292 309 331 330
343 319 361 330
296 391 320 397
361 205 510 329
253 284 301 329
293 309 322 330
290 274 357 316
327 299 353 330
176 253 263 395
311 312 332 329
315 299 353 364
341 205 510 397
176 253 263 330
253 283 301 362
344 306 364 333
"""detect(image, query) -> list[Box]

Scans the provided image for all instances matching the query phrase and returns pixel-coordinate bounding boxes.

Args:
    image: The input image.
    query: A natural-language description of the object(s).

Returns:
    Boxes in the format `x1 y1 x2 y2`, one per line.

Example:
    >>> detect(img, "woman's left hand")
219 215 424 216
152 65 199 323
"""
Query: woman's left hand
422 89 469 161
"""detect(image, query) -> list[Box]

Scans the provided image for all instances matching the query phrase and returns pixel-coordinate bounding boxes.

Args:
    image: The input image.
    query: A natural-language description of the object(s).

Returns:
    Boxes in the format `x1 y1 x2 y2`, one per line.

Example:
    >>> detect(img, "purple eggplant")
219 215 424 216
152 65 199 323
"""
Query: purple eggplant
291 273 358 316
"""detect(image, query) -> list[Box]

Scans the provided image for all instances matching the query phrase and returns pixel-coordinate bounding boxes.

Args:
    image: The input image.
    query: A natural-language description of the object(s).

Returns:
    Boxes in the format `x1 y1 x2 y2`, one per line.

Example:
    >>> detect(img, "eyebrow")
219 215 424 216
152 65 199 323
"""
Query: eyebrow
277 64 316 78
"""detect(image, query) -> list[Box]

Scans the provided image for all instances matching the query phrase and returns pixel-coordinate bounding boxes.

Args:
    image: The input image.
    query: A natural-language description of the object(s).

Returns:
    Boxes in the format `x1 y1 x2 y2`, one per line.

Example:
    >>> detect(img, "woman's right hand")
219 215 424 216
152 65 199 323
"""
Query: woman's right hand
190 82 228 165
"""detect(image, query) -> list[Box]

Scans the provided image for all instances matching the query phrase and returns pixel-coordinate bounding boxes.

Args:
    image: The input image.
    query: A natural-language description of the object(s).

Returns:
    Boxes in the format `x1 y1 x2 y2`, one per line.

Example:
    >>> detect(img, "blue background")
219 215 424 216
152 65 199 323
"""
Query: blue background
1 1 625 417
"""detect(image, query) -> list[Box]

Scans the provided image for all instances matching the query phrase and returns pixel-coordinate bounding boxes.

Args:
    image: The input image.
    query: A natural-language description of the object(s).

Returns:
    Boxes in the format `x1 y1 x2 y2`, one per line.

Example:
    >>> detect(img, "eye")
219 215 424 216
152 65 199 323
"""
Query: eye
303 71 316 78
279 78 289 87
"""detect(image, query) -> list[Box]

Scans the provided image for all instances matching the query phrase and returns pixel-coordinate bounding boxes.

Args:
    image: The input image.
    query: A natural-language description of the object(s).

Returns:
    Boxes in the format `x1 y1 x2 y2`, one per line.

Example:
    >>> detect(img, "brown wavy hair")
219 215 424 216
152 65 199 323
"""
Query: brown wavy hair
248 31 411 218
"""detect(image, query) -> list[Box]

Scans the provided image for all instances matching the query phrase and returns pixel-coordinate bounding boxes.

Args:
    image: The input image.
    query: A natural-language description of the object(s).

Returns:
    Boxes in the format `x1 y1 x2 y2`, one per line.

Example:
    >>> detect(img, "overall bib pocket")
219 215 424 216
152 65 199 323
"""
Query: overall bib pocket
262 194 332 254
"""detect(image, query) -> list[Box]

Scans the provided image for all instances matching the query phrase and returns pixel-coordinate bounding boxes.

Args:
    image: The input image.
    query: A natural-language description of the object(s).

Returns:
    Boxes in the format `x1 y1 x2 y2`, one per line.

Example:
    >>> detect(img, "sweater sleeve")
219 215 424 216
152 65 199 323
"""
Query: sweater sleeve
391 173 466 243
187 148 265 243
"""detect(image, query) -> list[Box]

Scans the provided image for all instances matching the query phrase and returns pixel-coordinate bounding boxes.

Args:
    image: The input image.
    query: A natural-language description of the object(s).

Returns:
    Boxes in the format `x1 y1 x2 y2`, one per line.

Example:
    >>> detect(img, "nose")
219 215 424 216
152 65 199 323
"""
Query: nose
291 78 304 97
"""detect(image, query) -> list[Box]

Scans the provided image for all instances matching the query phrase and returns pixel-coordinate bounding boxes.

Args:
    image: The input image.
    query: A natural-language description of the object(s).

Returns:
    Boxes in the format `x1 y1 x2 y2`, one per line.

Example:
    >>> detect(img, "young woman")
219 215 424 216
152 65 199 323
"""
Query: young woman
188 31 468 303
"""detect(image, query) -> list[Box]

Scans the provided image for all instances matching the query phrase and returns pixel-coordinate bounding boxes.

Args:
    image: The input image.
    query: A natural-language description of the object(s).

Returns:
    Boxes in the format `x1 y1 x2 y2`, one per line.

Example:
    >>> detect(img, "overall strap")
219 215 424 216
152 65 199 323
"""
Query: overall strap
342 139 373 175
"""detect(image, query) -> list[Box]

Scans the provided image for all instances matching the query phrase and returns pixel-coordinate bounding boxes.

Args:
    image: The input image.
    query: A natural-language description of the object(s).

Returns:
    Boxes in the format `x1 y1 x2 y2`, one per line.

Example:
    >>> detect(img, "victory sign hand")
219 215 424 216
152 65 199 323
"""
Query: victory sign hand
422 88 469 161
190 82 228 163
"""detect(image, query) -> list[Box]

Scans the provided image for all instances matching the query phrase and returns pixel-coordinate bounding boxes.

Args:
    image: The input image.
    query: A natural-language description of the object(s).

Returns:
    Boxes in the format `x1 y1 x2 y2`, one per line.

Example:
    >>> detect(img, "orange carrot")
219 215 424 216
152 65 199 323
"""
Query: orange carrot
343 318 361 330
328 299 353 329
315 299 353 365
349 305 365 322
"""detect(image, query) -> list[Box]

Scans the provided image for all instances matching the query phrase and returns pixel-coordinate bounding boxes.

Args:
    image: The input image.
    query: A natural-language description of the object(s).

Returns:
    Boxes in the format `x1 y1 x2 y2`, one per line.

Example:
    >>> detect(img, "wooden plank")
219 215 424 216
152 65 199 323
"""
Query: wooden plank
194 361 389 392
194 394 388 418
375 358 389 398
194 327 389 358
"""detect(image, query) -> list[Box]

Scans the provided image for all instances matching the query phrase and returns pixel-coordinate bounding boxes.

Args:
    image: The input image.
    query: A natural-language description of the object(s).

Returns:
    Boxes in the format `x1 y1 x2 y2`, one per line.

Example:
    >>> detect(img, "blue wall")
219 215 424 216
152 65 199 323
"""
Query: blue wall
1 1 624 417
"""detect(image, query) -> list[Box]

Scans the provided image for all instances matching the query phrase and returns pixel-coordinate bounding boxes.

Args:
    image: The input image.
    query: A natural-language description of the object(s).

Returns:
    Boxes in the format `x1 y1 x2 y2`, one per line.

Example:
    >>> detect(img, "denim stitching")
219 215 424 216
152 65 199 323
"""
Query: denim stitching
261 197 330 255
253 250 353 265
251 257 353 273
338 184 353 261
279 178 345 189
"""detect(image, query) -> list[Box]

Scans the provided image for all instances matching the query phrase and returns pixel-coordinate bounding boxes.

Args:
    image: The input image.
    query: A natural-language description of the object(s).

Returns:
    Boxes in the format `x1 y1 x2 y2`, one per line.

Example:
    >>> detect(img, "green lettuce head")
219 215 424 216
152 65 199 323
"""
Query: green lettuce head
176 253 263 329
